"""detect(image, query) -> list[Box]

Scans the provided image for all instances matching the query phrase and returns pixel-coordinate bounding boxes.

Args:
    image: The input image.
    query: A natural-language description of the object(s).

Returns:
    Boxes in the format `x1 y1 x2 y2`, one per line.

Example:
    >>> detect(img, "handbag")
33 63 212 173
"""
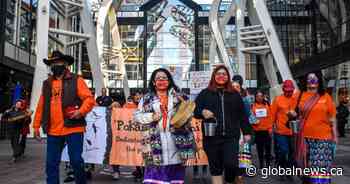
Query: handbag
287 91 303 133
239 142 252 168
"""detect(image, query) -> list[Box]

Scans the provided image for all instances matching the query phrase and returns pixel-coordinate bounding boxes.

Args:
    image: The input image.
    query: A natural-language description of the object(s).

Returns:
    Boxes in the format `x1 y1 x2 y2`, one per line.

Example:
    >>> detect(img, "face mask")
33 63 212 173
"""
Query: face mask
283 90 293 97
215 75 228 85
51 65 66 77
155 80 169 90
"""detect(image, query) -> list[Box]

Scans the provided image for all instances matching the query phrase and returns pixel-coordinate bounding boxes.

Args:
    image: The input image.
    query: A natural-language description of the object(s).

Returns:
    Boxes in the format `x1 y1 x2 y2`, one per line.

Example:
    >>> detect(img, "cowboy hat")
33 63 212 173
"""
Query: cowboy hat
43 50 74 65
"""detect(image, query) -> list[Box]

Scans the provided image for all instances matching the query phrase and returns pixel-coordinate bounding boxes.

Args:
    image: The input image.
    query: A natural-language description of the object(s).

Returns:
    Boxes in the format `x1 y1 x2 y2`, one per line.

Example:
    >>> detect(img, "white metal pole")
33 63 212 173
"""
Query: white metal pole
49 28 91 39
254 0 294 83
80 0 105 96
30 0 51 137
209 0 234 76
208 1 236 67
236 0 247 83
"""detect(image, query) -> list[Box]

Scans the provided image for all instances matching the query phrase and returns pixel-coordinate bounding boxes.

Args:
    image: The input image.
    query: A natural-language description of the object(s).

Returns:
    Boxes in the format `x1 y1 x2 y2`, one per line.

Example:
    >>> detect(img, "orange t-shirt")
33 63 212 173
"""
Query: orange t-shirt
123 102 138 109
159 95 168 130
252 103 272 132
270 94 298 136
298 92 336 140
33 77 95 136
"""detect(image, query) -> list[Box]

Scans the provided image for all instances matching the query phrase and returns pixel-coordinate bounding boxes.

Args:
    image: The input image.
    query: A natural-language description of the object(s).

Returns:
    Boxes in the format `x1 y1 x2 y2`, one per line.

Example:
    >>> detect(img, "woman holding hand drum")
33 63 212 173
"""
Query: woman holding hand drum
134 68 196 184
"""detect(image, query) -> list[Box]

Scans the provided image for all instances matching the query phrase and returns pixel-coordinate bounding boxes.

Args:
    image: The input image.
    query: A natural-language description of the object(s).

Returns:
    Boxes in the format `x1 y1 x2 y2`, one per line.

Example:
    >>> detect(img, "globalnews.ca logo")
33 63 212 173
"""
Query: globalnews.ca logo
245 165 344 179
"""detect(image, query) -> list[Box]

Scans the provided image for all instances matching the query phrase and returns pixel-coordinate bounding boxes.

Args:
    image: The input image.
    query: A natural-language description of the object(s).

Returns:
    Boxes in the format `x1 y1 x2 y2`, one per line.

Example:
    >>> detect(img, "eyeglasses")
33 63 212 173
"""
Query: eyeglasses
215 72 228 76
155 76 168 81
307 78 319 84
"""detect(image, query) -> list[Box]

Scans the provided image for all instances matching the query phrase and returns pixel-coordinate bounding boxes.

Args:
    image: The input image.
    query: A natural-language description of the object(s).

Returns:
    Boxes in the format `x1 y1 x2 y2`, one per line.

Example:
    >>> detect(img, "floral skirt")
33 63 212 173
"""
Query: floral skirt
143 164 185 184
304 138 335 184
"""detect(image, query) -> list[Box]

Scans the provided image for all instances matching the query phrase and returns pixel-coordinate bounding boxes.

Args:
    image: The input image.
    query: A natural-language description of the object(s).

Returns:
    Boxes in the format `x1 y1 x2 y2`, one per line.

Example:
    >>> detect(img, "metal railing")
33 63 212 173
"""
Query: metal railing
4 41 36 67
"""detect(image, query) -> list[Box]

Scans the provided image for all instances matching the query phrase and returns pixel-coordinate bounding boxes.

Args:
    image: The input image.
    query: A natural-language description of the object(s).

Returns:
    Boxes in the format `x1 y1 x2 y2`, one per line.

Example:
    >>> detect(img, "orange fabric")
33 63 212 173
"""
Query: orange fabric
33 77 95 136
252 103 272 132
270 93 299 136
299 92 336 140
109 108 143 166
159 95 168 130
123 102 138 109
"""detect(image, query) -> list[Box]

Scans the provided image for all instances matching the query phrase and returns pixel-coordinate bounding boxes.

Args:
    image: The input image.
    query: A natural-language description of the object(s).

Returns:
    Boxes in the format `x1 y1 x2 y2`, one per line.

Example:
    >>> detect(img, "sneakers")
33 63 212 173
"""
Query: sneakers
99 166 113 175
63 170 74 183
132 170 142 178
112 172 120 180
63 176 75 183
12 157 17 163
86 171 93 180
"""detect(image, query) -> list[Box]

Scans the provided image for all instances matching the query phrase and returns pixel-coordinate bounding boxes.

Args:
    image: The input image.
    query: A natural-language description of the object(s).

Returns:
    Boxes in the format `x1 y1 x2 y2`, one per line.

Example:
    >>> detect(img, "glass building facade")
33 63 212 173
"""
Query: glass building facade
145 0 196 88
2 0 349 104
267 0 350 92
104 0 258 91
0 0 36 113
4 0 36 54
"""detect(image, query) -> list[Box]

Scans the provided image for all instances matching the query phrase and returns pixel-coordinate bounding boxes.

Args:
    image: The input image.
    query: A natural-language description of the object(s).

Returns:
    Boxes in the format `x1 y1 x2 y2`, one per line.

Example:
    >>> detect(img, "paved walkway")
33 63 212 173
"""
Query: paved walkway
0 136 349 184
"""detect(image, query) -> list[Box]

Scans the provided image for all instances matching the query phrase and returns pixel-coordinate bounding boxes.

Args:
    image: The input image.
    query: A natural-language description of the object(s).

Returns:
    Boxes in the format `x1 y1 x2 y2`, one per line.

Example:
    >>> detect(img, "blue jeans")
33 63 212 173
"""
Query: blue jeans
274 134 294 169
46 133 86 184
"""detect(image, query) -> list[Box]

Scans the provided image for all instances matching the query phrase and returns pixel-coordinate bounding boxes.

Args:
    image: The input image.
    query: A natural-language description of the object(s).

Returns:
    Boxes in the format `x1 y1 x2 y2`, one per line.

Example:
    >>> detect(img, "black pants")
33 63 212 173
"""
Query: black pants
112 165 119 172
337 121 347 137
254 131 272 168
203 136 239 183
19 134 27 155
9 126 25 158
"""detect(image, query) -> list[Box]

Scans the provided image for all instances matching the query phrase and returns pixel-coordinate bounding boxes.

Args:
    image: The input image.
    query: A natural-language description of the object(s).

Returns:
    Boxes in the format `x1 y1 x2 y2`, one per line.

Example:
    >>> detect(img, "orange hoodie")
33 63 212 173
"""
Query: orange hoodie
33 76 95 136
270 93 298 136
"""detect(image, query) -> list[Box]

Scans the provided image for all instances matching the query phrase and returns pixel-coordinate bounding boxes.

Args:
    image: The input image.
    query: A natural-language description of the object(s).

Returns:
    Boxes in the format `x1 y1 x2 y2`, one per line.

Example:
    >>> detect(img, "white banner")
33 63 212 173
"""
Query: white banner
62 106 108 164
190 71 211 95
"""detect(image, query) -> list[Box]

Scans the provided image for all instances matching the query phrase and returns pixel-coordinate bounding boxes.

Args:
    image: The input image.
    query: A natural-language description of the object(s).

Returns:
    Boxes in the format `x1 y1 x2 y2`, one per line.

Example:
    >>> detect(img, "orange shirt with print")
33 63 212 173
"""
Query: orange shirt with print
299 92 336 140
270 93 299 136
252 103 272 132
123 102 138 109
33 77 95 136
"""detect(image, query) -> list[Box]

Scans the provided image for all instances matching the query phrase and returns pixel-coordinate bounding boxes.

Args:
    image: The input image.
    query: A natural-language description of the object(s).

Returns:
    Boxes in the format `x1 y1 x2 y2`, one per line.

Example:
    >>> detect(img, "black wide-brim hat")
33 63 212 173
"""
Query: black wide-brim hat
43 50 74 66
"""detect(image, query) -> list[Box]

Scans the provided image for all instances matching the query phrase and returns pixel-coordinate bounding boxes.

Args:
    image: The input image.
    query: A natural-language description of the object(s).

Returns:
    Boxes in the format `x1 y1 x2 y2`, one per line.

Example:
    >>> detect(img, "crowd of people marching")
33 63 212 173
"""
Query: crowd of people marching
1 50 349 184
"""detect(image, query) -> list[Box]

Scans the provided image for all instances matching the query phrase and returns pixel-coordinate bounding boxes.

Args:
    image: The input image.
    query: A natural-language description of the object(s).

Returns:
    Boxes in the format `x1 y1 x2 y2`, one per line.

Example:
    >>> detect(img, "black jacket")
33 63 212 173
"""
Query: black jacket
337 103 349 124
96 95 113 107
194 88 252 139
2 108 29 136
